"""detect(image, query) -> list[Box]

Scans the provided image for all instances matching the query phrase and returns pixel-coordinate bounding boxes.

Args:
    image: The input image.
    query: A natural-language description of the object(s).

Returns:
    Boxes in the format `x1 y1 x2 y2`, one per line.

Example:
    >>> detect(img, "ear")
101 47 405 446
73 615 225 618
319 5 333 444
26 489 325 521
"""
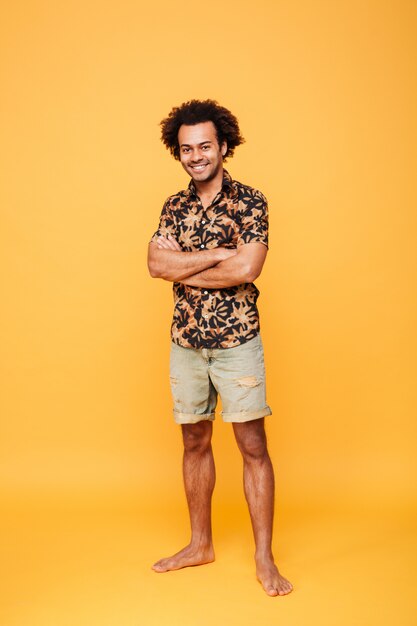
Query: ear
221 141 227 157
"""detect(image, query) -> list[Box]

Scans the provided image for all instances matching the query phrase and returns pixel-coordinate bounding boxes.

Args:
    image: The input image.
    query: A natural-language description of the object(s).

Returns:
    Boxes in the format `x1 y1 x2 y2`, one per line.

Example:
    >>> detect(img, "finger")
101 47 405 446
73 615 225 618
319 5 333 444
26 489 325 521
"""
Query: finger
168 236 182 251
157 237 171 249
164 238 179 250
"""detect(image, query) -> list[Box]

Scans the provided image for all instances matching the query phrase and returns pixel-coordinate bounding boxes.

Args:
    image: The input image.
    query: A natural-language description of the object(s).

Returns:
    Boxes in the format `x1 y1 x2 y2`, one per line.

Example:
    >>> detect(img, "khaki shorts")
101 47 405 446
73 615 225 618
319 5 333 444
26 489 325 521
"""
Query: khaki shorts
169 334 272 424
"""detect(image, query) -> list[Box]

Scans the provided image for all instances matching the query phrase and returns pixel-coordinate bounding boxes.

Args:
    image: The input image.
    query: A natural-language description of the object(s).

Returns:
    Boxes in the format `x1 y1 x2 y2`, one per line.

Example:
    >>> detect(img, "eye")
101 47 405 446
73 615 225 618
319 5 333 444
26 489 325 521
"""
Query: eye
202 145 210 150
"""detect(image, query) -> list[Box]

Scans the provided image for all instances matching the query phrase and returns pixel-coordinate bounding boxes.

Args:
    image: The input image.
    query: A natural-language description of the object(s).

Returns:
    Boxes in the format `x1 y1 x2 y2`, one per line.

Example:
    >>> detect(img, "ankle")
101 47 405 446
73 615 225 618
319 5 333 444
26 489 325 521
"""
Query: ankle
190 537 213 551
255 548 274 562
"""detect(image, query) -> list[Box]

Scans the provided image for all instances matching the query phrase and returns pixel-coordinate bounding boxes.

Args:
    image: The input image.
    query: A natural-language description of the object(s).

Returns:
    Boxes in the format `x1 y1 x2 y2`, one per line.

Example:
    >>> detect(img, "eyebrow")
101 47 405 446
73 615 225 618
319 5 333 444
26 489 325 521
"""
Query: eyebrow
180 140 212 147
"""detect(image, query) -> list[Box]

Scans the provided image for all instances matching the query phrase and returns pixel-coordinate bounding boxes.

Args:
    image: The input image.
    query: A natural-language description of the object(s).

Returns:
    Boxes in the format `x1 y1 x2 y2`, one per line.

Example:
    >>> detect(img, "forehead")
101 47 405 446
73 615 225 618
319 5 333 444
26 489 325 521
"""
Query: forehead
178 121 218 146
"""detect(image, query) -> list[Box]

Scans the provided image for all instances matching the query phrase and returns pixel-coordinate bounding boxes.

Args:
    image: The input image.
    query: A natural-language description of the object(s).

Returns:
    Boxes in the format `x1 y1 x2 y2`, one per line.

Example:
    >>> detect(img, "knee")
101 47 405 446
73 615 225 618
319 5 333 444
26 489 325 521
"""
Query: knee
182 422 212 454
237 431 268 461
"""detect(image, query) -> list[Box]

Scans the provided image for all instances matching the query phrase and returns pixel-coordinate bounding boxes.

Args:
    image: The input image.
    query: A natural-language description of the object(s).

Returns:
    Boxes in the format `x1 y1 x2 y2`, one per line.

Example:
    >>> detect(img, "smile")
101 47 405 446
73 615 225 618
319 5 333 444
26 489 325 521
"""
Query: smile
191 164 208 171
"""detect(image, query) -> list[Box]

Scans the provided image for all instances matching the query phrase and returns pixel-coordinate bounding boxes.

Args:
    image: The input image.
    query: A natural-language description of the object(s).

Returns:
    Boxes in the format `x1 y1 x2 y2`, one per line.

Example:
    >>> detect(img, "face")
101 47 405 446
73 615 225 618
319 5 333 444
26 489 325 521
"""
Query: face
178 121 227 183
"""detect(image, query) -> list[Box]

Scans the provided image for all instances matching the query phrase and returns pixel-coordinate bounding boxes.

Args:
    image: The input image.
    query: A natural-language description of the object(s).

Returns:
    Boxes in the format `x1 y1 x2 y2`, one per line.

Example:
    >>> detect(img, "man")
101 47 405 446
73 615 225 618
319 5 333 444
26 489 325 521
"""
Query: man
147 99 293 597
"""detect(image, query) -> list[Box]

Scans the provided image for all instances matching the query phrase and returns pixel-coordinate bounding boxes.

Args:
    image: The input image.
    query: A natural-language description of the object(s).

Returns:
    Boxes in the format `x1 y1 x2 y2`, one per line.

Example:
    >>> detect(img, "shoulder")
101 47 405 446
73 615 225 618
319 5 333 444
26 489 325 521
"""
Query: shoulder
231 179 268 209
163 188 190 210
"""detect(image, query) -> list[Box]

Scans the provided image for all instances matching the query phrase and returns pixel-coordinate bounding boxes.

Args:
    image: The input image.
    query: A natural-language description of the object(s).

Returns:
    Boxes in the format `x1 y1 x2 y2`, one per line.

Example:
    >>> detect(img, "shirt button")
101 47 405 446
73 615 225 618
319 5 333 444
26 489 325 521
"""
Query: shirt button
203 314 208 318
200 244 205 248
202 220 206 225
203 290 208 295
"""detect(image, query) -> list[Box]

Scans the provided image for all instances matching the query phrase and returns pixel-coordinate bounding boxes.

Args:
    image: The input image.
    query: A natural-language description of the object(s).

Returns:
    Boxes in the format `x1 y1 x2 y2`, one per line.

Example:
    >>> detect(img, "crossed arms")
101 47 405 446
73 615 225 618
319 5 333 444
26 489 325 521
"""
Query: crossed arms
147 235 267 289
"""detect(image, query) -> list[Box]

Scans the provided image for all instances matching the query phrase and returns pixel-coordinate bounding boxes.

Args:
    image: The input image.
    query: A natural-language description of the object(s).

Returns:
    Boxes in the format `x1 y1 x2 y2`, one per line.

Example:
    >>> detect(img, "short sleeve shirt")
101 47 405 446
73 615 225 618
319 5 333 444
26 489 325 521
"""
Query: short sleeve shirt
150 169 269 349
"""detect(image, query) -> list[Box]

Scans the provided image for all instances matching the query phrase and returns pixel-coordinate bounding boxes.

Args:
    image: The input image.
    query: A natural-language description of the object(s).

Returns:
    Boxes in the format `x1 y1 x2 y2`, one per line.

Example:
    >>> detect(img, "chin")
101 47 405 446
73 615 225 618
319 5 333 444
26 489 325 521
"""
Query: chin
192 170 215 182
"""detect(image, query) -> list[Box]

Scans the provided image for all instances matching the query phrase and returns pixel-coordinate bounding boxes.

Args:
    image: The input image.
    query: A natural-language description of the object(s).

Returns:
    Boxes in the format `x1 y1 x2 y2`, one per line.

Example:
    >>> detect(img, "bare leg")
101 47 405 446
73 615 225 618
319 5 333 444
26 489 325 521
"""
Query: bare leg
233 418 293 596
152 420 215 572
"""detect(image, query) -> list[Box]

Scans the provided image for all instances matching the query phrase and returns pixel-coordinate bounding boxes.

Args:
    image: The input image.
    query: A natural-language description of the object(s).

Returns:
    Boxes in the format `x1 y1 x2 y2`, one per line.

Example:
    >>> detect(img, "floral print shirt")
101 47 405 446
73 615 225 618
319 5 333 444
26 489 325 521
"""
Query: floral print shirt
151 170 269 349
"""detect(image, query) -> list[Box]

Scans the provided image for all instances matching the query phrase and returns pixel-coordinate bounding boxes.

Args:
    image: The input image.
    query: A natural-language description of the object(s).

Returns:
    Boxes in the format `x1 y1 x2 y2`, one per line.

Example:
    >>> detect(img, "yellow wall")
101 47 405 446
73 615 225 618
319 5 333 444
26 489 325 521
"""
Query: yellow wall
1 0 416 510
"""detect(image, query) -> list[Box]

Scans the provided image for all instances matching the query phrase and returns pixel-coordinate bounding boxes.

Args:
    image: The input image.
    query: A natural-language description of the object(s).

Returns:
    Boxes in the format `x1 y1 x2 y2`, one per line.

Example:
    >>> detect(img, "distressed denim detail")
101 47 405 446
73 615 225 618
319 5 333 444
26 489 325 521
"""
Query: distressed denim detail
169 333 272 424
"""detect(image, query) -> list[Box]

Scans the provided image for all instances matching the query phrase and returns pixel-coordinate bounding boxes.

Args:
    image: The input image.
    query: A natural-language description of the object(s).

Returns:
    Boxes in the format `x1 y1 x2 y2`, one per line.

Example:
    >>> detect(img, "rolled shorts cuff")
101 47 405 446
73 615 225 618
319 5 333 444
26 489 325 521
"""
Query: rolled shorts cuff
221 405 272 423
173 411 216 425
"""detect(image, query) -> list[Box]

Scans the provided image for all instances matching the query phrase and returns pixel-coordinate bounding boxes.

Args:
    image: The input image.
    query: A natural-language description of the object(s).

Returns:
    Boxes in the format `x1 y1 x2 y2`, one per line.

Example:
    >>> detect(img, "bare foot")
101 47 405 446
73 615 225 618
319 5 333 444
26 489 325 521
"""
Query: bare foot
152 544 215 573
256 555 293 597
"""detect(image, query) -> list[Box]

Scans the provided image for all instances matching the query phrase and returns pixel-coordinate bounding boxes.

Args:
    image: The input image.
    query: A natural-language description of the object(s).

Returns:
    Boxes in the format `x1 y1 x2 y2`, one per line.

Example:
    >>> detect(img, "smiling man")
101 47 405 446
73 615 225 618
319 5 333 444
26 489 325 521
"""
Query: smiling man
147 99 293 597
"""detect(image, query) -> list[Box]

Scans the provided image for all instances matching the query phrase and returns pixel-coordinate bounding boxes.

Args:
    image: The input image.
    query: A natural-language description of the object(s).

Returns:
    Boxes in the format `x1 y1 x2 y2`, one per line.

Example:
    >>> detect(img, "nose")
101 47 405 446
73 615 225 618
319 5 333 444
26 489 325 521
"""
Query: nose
190 148 203 163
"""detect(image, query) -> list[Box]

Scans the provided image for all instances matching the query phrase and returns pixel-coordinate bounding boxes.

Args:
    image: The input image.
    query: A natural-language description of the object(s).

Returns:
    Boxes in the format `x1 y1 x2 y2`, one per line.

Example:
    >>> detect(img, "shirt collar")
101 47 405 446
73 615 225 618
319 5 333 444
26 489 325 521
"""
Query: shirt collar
186 169 234 199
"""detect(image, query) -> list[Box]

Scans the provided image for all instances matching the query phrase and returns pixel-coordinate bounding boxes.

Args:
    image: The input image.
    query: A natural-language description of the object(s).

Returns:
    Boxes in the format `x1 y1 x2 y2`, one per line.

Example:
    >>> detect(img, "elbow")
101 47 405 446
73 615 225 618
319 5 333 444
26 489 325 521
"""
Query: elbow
243 264 260 283
149 263 172 281
148 260 162 279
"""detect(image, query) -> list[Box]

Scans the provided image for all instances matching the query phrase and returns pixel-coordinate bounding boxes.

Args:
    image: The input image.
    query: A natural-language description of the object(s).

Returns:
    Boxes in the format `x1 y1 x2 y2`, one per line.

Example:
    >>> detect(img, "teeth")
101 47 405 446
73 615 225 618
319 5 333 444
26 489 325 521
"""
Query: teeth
192 165 206 170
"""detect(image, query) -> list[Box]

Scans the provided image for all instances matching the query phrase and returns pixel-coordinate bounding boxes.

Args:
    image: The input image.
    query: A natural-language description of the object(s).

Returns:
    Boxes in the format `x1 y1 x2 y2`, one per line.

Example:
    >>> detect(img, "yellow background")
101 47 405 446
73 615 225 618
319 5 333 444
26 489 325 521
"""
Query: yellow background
1 1 416 624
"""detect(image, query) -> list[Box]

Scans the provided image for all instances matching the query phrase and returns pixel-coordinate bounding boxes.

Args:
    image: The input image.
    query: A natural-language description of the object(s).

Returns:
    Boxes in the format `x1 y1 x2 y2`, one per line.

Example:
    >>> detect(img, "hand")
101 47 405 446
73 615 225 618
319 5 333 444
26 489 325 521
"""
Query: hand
156 235 182 251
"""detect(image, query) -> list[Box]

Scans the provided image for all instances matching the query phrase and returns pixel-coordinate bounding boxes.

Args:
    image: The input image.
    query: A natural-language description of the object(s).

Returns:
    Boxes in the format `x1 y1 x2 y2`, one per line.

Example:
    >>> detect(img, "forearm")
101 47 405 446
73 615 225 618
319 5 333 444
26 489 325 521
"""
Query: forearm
181 256 254 288
148 243 223 282
181 242 267 288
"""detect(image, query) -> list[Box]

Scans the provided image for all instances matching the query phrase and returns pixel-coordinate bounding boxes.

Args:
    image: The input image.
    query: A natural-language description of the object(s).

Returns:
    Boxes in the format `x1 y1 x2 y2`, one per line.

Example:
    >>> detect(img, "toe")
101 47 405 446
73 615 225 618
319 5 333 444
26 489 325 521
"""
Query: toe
152 561 166 572
280 582 293 595
266 585 278 596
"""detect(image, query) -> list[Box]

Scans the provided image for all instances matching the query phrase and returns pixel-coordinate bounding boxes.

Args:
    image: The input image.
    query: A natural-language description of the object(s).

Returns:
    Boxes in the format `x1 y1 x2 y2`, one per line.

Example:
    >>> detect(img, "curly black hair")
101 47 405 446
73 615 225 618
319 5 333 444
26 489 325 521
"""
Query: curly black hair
160 99 245 161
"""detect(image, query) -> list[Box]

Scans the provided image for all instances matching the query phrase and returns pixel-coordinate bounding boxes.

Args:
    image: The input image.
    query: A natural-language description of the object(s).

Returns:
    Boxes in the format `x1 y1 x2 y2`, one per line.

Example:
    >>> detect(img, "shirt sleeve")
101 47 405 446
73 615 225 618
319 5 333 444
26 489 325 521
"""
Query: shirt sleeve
149 197 177 243
236 189 269 248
